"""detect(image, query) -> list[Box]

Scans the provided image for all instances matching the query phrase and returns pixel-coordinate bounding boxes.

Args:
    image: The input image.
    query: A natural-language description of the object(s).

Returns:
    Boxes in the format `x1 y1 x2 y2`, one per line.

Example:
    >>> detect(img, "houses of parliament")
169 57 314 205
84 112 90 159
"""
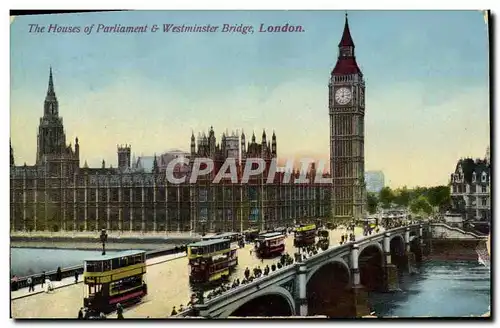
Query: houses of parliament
10 16 366 233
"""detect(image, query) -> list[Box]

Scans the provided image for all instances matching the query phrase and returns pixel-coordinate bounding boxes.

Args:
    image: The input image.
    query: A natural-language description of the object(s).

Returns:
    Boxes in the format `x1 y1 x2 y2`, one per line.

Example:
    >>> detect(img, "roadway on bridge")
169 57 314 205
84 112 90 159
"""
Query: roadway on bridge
11 227 364 319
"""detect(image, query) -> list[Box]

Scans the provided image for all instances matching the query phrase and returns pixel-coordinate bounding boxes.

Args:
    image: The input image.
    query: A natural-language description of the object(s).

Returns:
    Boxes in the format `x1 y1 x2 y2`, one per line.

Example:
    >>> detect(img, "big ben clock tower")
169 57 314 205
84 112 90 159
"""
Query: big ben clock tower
329 14 366 223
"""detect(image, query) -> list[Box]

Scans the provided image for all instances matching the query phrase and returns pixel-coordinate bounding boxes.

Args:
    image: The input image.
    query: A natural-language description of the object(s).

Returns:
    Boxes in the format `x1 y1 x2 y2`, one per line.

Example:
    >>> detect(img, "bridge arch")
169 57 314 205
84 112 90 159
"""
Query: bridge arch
306 258 351 285
358 243 384 291
306 258 351 317
358 241 383 256
390 233 404 244
410 236 423 263
221 285 295 318
390 234 406 270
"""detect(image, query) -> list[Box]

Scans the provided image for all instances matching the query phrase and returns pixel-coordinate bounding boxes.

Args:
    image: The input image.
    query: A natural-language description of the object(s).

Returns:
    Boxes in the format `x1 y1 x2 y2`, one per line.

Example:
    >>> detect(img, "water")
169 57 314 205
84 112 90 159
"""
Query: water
369 260 491 317
10 248 125 277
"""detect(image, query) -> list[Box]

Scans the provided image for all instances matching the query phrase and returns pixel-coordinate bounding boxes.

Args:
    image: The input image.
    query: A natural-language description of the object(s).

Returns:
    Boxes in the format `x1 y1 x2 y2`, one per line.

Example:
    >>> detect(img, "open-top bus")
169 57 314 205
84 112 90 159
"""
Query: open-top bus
255 232 286 258
294 224 317 248
83 250 147 314
202 232 244 248
187 239 238 283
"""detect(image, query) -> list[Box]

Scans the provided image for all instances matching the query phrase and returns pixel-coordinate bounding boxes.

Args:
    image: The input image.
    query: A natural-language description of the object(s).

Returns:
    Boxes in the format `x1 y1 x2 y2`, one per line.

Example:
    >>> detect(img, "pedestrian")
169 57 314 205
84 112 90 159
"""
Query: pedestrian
41 271 46 288
171 306 177 316
77 307 84 319
244 267 250 279
74 271 79 284
27 277 34 292
56 267 62 281
117 303 124 319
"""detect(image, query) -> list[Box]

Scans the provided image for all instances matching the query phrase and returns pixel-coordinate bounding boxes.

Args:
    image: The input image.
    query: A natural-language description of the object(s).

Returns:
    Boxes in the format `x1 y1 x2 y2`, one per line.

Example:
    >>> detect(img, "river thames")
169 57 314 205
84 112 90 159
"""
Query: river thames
11 243 490 317
369 260 490 317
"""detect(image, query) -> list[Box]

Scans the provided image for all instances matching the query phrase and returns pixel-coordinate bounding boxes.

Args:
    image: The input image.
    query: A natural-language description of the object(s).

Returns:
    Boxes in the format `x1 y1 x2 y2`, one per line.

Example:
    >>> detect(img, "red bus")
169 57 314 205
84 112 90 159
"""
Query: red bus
256 232 286 258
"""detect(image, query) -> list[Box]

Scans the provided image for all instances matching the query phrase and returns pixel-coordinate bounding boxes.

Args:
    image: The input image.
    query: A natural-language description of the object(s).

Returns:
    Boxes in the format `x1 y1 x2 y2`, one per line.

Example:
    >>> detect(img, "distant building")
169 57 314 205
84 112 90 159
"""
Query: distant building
365 171 385 193
449 149 491 222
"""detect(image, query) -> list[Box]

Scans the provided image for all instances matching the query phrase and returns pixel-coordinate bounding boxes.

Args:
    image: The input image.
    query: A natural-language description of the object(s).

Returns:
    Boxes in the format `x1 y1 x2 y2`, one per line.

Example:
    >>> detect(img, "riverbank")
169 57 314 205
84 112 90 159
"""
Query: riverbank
10 241 177 251
11 232 202 251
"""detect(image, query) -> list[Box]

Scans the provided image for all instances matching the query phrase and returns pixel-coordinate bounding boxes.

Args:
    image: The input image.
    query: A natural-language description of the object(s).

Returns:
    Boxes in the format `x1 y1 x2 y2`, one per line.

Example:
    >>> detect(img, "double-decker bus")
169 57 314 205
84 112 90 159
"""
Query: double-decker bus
243 229 260 243
202 232 243 248
294 224 317 247
255 232 286 258
83 250 147 314
187 239 238 283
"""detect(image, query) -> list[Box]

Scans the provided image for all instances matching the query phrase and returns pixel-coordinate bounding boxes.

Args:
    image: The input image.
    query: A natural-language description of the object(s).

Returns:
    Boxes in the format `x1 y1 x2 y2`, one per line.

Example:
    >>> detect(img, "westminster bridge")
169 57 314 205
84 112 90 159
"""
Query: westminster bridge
11 223 486 318
178 223 487 318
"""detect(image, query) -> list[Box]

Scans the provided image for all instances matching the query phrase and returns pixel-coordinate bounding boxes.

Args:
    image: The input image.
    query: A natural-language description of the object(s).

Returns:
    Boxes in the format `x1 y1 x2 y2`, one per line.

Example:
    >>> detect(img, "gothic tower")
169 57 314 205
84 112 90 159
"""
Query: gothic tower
36 68 79 176
36 67 67 165
329 14 366 222
117 144 131 170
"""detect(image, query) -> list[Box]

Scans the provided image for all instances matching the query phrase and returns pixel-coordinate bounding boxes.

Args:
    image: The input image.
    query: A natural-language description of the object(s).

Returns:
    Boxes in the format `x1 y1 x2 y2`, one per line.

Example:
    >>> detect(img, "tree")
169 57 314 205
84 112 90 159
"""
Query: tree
379 187 395 209
393 186 411 207
409 195 433 215
426 186 451 210
367 192 378 214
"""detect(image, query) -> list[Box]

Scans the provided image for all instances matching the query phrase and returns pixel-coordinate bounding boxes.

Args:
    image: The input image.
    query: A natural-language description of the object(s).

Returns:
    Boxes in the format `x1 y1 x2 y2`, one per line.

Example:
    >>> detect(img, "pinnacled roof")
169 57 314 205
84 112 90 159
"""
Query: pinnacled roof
338 13 355 47
332 14 362 76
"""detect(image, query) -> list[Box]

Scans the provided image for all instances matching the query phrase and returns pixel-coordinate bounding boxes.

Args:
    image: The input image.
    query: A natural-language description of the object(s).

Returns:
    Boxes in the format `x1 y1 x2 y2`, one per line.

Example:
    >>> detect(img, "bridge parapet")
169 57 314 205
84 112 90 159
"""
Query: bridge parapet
431 223 487 240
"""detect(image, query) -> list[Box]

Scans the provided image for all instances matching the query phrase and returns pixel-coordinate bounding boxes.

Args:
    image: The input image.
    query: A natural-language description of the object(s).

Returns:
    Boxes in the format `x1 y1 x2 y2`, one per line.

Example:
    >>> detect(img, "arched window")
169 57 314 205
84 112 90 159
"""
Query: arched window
472 172 476 183
481 172 487 183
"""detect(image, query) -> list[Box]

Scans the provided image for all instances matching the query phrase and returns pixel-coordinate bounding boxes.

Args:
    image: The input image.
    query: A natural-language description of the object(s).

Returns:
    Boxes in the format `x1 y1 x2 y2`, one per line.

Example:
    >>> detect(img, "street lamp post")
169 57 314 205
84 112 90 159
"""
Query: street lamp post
100 229 108 256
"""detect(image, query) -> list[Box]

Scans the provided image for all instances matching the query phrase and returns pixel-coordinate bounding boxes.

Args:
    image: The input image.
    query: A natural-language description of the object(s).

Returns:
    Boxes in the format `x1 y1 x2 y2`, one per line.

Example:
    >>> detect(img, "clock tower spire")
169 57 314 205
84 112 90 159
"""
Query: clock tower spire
329 14 366 224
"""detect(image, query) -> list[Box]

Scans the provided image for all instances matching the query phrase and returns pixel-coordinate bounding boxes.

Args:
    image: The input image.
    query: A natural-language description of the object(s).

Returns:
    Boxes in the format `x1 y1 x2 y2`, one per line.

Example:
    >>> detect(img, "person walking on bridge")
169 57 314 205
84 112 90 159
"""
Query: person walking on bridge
74 271 79 284
40 271 46 288
27 277 34 292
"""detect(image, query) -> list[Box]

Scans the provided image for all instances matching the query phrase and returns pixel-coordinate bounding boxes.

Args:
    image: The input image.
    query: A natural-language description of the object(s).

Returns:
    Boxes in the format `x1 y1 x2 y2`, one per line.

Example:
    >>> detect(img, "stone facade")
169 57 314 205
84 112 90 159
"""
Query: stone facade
10 70 332 233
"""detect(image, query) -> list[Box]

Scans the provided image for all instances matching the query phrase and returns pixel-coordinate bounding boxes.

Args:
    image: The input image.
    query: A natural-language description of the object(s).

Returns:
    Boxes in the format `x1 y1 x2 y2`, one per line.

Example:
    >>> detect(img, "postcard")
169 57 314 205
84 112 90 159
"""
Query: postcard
9 10 491 319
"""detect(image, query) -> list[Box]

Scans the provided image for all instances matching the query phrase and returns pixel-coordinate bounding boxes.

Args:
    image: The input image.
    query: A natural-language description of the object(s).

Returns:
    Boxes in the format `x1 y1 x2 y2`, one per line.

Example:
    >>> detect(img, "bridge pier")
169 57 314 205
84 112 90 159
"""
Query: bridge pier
383 232 399 292
193 304 210 318
349 244 370 317
404 228 417 274
296 263 308 316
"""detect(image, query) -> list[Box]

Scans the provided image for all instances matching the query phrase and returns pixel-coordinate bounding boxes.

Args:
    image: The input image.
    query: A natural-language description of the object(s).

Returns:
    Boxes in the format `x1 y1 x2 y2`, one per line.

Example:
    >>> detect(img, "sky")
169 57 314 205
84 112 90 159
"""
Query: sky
10 10 490 188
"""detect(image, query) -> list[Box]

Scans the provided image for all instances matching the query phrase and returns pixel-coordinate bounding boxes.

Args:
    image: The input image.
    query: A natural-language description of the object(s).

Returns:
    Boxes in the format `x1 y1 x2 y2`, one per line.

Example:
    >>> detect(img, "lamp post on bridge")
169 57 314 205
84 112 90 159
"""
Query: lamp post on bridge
100 229 108 256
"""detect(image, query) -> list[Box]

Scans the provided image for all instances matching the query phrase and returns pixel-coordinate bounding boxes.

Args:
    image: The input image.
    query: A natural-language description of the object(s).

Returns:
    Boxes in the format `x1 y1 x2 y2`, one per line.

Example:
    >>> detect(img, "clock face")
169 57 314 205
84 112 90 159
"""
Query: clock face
335 87 352 105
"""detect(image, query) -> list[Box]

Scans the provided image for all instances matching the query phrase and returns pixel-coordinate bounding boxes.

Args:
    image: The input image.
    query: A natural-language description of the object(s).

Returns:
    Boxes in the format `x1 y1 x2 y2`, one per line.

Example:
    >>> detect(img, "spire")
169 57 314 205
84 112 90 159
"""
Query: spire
44 66 58 116
152 153 159 174
47 66 55 96
339 13 355 47
332 13 361 76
